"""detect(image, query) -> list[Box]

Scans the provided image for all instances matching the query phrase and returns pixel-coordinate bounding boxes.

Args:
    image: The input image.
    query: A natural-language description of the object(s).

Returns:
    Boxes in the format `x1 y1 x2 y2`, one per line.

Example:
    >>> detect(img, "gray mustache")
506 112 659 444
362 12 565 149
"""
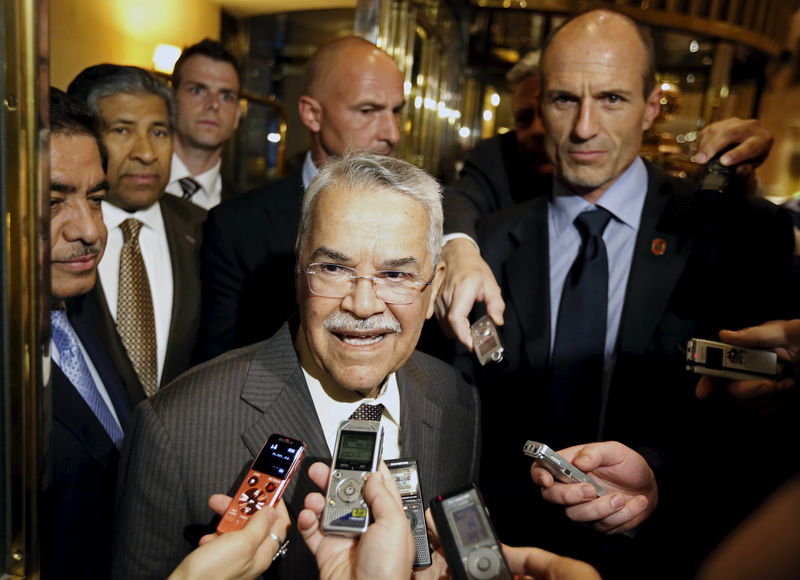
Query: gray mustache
323 311 402 333
61 243 102 260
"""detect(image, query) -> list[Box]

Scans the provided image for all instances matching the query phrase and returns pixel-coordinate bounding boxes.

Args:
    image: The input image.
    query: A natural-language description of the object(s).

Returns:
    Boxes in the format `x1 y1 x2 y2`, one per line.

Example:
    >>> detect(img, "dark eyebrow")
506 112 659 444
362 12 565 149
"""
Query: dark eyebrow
310 246 351 263
89 180 109 193
51 180 76 193
381 257 419 269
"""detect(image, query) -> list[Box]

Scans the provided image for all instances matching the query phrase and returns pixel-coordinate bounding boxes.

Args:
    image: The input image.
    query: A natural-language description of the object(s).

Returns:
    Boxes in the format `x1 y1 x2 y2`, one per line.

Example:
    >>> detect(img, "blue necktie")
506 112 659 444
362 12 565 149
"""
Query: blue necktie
50 310 124 448
548 207 613 448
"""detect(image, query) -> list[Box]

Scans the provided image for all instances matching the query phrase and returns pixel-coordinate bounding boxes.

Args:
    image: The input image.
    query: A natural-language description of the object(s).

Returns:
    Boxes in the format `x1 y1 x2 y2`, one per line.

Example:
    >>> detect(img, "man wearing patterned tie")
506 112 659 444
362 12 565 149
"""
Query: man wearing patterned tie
67 65 206 400
165 39 242 210
464 9 797 578
112 153 480 579
46 88 136 580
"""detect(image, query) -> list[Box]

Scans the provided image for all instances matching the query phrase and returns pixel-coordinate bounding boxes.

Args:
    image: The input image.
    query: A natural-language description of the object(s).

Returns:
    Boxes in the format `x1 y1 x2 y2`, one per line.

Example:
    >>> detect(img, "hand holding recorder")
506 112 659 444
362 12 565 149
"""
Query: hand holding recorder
695 320 799 408
169 495 291 580
299 461 415 580
529 441 658 534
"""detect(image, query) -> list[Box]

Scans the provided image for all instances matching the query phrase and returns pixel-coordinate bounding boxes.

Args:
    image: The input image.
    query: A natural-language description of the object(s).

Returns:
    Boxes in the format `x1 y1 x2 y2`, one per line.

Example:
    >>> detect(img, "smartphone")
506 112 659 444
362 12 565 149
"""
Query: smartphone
523 440 607 496
430 484 512 580
386 457 432 569
322 419 384 536
217 433 307 534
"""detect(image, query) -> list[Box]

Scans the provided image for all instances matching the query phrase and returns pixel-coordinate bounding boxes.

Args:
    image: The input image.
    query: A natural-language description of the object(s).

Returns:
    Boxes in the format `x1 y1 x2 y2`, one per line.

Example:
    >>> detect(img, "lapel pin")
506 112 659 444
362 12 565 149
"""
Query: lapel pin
651 238 667 256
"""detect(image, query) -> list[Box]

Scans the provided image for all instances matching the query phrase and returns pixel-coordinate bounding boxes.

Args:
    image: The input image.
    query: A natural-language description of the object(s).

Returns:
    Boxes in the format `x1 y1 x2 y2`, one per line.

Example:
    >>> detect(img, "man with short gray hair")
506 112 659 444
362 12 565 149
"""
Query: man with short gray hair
112 152 480 579
67 64 206 402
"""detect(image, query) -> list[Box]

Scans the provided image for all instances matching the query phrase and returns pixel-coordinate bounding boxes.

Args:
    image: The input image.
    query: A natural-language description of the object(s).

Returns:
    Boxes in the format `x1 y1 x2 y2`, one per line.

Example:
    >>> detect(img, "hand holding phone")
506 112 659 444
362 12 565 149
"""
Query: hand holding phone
217 434 306 534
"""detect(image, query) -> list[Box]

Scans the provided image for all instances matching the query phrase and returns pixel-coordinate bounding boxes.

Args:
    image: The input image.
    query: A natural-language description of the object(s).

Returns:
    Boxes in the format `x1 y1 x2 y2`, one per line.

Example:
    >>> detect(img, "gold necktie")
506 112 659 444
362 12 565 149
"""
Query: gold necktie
117 218 158 397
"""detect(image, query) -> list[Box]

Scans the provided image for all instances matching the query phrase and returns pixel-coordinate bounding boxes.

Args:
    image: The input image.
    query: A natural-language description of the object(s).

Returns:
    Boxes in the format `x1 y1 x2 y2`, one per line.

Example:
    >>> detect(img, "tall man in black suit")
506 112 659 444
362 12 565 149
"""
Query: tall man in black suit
165 39 243 209
467 9 796 577
67 65 206 400
198 36 405 361
112 152 480 579
46 88 136 579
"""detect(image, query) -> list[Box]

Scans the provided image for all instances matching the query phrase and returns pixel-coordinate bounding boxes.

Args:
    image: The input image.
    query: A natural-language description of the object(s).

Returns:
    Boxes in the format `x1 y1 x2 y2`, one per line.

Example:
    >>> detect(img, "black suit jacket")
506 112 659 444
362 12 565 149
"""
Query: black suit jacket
221 176 242 203
112 323 481 579
468 162 796 576
198 167 304 361
443 131 551 239
87 194 206 400
47 295 136 579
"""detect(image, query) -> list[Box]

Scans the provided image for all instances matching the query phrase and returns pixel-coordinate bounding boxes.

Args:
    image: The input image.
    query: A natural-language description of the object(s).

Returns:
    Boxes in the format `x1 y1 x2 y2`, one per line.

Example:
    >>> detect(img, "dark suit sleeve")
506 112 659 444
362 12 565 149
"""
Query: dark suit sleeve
198 206 245 361
443 136 512 239
112 401 195 579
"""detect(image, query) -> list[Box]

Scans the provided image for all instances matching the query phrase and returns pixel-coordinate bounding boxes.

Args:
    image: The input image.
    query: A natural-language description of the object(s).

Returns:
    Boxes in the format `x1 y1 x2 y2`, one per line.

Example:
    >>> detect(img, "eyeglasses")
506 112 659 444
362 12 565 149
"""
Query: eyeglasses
302 262 435 305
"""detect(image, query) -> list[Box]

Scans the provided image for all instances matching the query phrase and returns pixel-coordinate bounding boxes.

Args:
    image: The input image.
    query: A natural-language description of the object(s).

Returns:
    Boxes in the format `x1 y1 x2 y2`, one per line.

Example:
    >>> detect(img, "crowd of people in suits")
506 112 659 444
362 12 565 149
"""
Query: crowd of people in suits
45 7 798 580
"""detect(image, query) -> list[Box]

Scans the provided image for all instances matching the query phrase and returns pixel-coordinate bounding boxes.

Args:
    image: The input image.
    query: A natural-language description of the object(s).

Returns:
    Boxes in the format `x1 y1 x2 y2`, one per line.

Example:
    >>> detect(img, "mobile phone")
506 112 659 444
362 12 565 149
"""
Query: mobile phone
523 440 607 496
322 419 384 536
430 484 512 580
386 457 432 569
686 338 782 381
470 315 504 366
217 433 307 534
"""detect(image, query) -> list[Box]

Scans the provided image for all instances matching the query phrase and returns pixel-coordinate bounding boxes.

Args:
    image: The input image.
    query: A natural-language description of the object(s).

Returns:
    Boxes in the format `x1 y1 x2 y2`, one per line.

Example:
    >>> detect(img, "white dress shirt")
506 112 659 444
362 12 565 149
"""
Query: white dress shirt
302 367 401 461
50 329 122 429
165 153 223 210
98 201 173 385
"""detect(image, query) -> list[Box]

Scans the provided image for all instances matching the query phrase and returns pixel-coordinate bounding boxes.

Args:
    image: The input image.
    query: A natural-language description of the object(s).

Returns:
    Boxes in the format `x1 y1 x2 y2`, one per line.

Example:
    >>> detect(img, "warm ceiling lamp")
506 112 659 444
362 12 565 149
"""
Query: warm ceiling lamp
152 44 182 74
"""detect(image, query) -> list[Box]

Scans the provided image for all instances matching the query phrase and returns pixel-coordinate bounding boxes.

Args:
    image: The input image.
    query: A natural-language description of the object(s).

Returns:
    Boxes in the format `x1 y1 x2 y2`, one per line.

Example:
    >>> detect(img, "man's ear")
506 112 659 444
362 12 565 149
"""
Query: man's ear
641 86 661 132
298 96 322 133
425 260 446 320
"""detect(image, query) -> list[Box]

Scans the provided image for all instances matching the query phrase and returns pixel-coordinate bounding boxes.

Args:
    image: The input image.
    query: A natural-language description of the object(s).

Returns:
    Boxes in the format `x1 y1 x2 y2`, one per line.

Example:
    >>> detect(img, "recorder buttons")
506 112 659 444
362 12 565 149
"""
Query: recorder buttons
467 548 502 579
238 488 267 515
337 478 362 502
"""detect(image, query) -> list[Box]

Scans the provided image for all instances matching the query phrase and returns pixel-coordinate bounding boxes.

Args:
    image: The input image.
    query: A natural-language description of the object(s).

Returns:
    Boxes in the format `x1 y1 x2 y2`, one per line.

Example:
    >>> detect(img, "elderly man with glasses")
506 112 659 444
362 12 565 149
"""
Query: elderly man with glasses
112 152 480 580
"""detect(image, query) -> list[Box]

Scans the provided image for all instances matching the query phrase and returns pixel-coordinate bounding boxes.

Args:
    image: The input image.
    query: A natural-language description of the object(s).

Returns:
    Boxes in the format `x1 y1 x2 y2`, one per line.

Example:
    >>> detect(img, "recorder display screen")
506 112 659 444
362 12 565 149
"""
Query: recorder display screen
253 436 302 479
452 503 489 546
335 431 377 471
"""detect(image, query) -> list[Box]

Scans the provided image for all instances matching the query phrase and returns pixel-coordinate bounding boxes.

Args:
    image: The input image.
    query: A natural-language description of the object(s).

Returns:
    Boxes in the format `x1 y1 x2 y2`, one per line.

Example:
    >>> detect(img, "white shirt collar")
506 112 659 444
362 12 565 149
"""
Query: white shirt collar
302 366 401 456
301 151 319 190
169 153 222 197
101 198 165 235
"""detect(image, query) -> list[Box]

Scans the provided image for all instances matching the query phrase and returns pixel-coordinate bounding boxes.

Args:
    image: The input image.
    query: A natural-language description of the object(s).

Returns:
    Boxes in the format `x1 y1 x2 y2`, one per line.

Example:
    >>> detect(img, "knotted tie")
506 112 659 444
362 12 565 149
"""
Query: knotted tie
178 177 202 200
548 207 613 447
349 403 385 421
117 218 158 397
50 310 124 448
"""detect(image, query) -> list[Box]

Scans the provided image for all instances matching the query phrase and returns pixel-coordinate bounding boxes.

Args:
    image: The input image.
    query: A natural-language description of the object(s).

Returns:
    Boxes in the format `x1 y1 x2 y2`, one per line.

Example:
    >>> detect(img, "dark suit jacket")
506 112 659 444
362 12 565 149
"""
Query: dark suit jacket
443 131 551 239
198 167 304 361
221 176 242 204
468 162 796 576
112 322 480 579
86 194 206 401
47 295 136 579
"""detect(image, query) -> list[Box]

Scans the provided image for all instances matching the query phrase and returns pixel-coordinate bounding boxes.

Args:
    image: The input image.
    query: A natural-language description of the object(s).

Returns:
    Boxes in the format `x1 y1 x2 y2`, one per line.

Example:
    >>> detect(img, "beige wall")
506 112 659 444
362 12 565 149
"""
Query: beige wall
50 0 221 89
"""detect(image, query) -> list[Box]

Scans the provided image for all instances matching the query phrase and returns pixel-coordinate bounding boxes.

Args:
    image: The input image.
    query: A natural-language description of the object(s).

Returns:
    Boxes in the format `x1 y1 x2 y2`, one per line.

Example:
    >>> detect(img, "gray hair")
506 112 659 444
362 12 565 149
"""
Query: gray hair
66 64 175 128
506 51 541 84
296 152 443 267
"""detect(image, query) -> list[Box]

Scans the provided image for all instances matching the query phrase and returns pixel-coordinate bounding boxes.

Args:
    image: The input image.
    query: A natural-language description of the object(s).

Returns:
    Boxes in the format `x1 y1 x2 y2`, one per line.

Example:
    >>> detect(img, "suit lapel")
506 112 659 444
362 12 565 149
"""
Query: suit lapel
397 360 442 463
51 364 118 467
618 166 693 356
505 196 551 370
160 196 202 383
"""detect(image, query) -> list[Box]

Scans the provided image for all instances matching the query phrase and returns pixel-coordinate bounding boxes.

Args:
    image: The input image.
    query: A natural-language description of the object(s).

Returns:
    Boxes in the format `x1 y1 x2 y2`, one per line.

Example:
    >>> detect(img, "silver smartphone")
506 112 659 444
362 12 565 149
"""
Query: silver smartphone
322 419 384 536
523 440 607 496
686 338 782 381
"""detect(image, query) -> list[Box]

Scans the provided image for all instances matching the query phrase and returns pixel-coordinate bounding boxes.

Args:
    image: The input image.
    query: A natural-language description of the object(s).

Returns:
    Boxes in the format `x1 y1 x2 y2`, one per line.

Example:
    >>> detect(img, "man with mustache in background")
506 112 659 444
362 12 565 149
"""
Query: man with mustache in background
112 152 480 579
